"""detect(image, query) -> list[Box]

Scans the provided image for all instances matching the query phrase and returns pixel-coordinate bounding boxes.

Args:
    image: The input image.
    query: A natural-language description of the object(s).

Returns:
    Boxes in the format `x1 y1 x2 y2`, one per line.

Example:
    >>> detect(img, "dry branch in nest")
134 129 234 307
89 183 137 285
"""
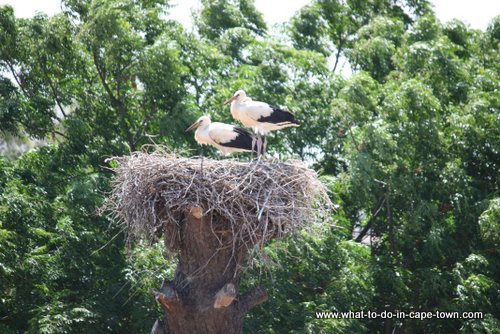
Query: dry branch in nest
106 152 332 252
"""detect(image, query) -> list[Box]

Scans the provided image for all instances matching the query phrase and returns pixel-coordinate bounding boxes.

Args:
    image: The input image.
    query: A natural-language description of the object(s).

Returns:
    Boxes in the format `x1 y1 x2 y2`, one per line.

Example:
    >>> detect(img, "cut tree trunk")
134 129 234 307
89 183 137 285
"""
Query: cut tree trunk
108 154 330 333
151 207 268 334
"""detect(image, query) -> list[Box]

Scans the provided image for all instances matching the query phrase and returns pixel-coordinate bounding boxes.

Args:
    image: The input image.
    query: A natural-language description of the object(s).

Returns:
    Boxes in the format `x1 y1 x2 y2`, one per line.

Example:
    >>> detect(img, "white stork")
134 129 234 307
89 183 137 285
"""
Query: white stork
186 115 259 155
223 90 299 155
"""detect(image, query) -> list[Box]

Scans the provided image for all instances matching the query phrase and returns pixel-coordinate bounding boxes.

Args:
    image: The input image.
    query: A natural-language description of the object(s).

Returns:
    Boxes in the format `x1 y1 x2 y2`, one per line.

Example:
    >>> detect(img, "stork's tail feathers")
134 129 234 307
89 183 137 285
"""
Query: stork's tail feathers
287 112 300 126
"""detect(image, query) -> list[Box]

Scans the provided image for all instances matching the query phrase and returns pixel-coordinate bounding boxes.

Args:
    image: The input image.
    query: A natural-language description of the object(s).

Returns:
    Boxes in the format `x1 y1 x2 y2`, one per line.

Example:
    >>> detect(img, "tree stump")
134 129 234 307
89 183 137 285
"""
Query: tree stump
151 208 267 334
106 153 330 334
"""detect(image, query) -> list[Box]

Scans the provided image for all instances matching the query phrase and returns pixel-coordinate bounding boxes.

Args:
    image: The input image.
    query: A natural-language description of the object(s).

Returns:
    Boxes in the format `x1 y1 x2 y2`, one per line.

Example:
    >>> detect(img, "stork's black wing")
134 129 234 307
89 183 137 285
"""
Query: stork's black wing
221 126 260 152
257 105 300 125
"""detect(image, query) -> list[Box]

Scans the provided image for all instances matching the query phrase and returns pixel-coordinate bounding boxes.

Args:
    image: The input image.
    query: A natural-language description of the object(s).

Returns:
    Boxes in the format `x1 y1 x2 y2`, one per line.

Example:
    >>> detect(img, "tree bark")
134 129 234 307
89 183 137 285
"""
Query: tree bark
152 207 268 334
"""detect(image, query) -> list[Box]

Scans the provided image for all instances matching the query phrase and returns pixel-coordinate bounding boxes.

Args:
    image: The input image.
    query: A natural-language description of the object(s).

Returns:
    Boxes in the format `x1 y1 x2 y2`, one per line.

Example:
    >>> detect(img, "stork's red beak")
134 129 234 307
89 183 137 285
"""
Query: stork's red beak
185 120 201 132
223 95 237 105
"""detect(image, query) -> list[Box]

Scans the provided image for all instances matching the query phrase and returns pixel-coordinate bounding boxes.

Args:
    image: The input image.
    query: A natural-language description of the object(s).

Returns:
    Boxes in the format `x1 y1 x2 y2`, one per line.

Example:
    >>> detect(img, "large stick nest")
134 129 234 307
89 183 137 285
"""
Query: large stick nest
106 152 331 251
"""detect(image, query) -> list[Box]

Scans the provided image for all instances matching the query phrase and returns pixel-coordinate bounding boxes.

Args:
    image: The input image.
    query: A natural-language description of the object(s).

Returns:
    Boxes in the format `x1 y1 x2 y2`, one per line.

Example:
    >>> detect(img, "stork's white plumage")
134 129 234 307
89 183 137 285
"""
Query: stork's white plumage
223 90 299 154
186 115 258 155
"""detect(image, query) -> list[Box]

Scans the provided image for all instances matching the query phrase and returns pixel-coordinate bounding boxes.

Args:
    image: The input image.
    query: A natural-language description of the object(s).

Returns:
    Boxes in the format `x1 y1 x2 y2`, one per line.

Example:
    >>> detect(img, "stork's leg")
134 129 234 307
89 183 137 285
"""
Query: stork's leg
251 135 256 159
263 135 268 157
256 133 262 159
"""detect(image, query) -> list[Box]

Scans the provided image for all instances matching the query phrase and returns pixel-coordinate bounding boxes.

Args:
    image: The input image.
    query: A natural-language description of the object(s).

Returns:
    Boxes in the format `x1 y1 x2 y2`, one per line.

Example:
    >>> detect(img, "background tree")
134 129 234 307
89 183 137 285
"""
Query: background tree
1 0 498 333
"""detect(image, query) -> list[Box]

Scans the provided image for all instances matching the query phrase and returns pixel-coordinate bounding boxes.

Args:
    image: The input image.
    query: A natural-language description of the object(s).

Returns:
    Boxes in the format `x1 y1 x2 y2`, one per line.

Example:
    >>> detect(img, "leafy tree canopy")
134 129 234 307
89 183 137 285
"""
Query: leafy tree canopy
0 0 498 332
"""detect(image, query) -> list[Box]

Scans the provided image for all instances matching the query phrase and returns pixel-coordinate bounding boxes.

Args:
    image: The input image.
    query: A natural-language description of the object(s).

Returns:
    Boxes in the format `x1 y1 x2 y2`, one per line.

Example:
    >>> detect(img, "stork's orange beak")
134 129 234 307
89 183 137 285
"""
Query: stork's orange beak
223 95 237 105
185 120 201 132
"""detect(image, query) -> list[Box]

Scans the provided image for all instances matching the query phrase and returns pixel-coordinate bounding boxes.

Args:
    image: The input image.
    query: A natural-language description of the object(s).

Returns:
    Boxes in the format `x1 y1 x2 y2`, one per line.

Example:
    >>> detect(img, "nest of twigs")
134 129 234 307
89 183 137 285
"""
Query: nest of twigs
106 152 331 251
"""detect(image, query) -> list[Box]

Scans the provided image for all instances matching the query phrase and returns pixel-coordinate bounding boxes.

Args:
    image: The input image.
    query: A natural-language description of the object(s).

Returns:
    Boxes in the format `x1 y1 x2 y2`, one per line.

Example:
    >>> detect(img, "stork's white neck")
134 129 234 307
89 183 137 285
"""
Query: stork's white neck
194 123 211 145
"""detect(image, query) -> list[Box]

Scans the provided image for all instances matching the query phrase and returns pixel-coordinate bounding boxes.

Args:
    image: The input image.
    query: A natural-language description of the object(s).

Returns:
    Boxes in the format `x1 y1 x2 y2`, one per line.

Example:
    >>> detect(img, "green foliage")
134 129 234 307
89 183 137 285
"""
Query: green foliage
348 17 405 81
243 229 373 333
0 149 134 333
196 0 267 40
322 9 499 333
122 243 177 333
1 0 498 333
479 199 500 250
290 0 432 72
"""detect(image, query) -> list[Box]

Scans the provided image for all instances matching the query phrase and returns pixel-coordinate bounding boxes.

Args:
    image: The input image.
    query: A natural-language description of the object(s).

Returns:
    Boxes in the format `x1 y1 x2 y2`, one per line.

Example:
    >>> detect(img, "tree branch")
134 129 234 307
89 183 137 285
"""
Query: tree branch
151 320 166 334
92 48 135 150
189 206 204 220
44 70 67 118
132 96 156 147
214 283 236 309
48 171 98 188
355 196 386 243
386 184 399 263
240 285 267 311
5 60 31 98
332 37 344 73
347 123 361 152
154 281 181 311
92 49 117 104
53 130 69 140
